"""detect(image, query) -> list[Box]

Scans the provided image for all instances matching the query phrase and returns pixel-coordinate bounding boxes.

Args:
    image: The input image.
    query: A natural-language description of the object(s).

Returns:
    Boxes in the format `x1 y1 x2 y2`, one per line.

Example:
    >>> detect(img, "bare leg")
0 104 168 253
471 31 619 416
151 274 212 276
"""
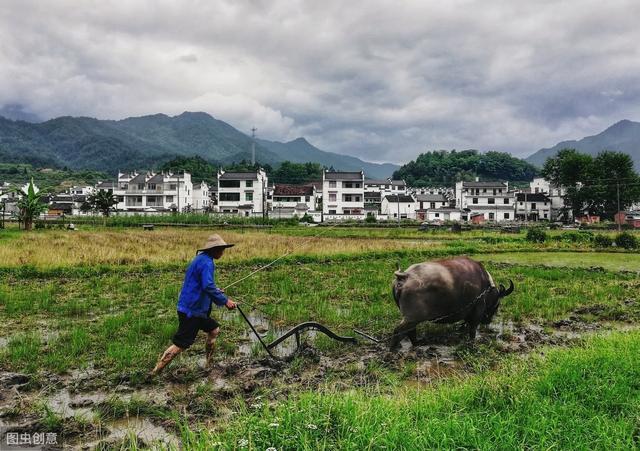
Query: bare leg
150 344 183 376
205 327 220 369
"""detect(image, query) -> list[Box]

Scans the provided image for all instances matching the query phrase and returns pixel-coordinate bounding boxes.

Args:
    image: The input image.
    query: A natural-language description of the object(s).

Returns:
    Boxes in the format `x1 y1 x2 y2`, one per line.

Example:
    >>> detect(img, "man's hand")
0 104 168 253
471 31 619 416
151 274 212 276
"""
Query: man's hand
225 299 237 310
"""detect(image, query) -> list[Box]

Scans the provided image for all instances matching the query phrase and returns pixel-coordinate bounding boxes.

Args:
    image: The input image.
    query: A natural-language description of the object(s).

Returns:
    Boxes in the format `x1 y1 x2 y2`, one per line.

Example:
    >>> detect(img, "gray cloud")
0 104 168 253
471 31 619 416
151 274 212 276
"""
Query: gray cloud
1 0 640 163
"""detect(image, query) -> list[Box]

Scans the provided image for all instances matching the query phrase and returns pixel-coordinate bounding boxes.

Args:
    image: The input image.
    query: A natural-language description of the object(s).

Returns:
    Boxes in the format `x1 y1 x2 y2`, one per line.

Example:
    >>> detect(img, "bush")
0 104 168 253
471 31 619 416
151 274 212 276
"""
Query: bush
555 230 594 243
593 234 613 248
614 232 638 249
526 227 547 243
365 214 377 223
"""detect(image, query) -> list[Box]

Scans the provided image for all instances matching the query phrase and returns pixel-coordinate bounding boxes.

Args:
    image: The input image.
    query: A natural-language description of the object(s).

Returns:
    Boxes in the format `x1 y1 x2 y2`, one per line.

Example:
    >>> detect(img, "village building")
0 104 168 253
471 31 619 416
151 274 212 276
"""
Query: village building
415 193 450 221
217 169 268 216
381 194 416 220
515 192 552 221
271 183 317 219
364 179 407 195
529 177 569 221
192 182 210 212
455 180 515 222
110 172 193 213
322 171 365 220
424 208 465 222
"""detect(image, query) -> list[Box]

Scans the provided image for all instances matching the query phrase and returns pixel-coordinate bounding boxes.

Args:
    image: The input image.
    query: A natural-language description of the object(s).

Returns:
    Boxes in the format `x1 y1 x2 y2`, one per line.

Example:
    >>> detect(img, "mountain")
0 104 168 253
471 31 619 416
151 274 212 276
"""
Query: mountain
258 137 399 179
526 120 640 170
0 112 398 177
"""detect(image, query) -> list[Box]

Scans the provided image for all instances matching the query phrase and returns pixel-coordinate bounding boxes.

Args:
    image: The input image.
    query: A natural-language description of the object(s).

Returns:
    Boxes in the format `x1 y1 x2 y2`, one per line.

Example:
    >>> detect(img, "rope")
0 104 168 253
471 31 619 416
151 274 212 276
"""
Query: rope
221 222 343 291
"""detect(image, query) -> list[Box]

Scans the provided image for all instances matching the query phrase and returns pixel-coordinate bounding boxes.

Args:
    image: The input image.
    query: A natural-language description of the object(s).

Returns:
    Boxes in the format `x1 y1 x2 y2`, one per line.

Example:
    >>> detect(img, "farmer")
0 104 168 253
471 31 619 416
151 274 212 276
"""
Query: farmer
150 234 237 376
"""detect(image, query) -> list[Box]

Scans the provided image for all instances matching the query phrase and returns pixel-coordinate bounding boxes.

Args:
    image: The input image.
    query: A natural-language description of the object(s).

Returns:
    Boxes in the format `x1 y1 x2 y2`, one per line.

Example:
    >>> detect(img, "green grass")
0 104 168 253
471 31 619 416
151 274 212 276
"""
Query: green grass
1 250 638 377
183 330 640 450
481 251 640 272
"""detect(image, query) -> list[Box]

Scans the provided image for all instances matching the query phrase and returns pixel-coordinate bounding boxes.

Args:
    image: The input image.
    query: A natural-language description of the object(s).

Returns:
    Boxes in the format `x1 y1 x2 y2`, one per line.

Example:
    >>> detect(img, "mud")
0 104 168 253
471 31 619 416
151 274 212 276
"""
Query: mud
1 312 638 449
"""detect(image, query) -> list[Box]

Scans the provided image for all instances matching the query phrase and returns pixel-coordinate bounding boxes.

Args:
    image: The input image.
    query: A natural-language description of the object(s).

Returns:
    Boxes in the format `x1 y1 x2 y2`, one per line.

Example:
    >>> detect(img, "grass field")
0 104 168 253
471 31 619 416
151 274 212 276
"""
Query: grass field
0 225 639 449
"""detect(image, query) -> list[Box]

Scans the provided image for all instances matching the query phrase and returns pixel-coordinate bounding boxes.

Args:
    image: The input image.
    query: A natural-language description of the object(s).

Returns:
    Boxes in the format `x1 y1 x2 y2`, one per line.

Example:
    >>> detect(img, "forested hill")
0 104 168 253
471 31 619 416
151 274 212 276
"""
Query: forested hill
0 112 397 178
393 150 538 186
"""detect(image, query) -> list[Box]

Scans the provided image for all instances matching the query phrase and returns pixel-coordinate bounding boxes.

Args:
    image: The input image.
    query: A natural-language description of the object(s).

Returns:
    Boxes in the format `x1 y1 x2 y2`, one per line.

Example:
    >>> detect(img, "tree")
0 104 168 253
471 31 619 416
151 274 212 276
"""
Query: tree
271 161 324 184
541 149 640 219
88 190 118 217
393 149 538 187
15 179 48 230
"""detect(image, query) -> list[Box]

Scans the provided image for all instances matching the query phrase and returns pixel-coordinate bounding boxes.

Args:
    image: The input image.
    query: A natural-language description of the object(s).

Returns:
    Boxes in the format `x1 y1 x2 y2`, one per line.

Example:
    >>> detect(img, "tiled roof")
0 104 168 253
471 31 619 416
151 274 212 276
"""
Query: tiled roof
416 194 447 202
365 179 406 186
364 191 381 199
147 173 165 183
273 184 314 196
219 172 259 180
96 181 116 188
516 193 550 202
130 173 147 184
384 195 414 203
462 181 507 188
324 171 363 181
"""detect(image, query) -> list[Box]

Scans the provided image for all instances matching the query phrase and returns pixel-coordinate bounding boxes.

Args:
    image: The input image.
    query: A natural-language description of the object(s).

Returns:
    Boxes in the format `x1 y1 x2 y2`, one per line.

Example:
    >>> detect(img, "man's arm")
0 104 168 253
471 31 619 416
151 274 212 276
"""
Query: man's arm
201 259 229 307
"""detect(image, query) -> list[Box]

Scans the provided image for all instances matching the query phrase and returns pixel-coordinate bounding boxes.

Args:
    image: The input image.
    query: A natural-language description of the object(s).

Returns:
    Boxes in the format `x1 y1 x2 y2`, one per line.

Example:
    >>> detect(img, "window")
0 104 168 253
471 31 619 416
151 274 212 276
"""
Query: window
165 196 174 202
430 202 435 209
148 183 156 190
531 203 537 210
504 212 510 220
504 198 509 204
483 189 487 193
489 212 495 220
493 189 496 195
328 193 337 202
220 193 240 201
355 196 361 202
305 195 310 202
329 181 336 188
435 213 440 218
329 209 337 214
169 184 177 190
246 180 253 187
245 193 253 201
472 198 478 204
488 198 495 204
344 195 353 202
138 183 145 190
220 180 241 188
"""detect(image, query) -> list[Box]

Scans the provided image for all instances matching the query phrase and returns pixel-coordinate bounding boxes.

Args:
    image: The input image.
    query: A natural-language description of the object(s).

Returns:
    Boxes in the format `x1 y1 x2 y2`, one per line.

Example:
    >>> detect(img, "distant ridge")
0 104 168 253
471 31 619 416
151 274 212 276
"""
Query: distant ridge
526 120 640 169
0 111 399 178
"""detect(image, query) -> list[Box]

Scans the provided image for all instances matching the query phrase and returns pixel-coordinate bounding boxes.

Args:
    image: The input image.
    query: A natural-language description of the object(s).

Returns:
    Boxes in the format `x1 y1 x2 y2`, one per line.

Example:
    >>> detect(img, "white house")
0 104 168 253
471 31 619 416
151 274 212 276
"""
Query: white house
425 208 464 222
455 180 515 222
415 193 450 221
529 177 569 221
217 169 268 216
364 179 407 195
515 192 552 221
322 171 365 220
381 194 416 220
272 184 317 219
192 182 210 212
104 171 193 213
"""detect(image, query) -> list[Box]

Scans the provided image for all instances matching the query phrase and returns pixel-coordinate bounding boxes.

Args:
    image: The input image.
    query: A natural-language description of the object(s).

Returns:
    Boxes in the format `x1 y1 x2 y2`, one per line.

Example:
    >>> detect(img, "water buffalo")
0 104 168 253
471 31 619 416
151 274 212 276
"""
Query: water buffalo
390 256 513 348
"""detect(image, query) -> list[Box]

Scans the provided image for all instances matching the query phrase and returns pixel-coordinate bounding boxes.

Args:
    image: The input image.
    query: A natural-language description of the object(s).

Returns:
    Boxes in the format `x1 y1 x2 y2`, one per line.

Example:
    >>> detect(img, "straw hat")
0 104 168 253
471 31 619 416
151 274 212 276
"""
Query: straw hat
199 234 235 252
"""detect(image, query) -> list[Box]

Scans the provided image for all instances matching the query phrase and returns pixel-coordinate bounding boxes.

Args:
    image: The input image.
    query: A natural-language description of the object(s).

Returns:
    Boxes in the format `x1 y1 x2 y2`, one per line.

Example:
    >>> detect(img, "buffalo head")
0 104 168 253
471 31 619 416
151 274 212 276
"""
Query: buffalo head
481 279 514 324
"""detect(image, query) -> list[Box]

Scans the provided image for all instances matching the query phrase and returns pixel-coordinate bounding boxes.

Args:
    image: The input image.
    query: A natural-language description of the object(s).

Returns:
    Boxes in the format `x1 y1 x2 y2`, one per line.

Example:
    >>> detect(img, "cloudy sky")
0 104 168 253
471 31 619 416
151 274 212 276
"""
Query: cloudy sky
2 0 640 163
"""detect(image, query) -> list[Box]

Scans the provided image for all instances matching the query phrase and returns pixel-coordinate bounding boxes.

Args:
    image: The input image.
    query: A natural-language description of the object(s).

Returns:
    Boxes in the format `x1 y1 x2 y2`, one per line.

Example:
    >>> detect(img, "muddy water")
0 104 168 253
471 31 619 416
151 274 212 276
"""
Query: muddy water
225 310 318 358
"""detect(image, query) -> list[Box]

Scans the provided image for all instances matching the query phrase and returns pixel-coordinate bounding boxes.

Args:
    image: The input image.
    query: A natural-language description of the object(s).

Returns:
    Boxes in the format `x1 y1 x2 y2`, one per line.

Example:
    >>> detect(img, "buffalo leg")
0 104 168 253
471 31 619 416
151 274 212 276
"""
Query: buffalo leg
407 327 418 346
390 319 419 349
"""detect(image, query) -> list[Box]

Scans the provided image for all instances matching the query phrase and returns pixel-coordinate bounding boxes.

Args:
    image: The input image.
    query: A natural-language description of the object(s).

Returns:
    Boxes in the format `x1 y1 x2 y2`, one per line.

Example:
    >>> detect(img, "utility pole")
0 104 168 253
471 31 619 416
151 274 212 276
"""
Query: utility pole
251 127 257 166
617 180 621 232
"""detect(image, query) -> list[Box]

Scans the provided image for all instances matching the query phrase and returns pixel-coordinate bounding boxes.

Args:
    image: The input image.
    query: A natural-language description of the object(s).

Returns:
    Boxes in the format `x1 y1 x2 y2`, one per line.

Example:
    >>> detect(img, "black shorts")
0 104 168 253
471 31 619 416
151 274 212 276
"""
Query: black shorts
172 311 220 349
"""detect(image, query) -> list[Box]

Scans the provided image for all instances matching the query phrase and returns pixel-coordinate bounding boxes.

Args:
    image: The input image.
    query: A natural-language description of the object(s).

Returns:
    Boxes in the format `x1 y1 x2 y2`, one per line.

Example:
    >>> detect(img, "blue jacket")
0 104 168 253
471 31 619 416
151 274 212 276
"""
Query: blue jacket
177 253 228 318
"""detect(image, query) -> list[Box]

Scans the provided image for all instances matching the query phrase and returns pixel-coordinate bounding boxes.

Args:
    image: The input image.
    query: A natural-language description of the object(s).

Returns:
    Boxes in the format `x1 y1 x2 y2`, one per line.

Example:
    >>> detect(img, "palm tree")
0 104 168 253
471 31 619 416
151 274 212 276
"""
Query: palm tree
88 190 118 217
16 179 48 230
